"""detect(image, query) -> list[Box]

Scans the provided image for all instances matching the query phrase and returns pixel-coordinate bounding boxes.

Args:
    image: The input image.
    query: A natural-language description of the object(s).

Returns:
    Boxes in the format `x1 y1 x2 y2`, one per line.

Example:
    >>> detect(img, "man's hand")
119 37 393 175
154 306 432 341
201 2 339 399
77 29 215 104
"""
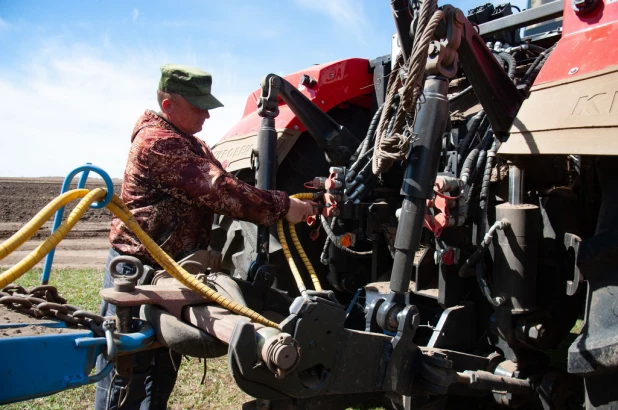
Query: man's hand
285 197 317 224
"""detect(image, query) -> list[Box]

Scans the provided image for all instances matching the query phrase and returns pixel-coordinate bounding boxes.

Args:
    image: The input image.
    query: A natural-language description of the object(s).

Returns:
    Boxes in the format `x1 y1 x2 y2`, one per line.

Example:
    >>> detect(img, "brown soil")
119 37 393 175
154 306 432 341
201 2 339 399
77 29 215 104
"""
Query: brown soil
0 177 122 225
0 305 85 337
0 177 122 268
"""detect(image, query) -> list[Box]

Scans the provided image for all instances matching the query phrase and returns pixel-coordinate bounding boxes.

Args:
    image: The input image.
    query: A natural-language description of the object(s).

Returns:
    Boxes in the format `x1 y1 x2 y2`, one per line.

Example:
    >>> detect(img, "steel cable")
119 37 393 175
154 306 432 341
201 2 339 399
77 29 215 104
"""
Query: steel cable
373 1 443 175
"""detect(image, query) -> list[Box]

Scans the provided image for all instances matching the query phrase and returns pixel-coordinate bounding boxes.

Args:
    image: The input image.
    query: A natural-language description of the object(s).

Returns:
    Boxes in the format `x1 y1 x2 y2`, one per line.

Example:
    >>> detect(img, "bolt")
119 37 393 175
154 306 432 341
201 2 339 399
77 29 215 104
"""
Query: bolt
572 0 599 15
321 100 325 105
429 42 440 57
528 324 544 340
569 67 579 75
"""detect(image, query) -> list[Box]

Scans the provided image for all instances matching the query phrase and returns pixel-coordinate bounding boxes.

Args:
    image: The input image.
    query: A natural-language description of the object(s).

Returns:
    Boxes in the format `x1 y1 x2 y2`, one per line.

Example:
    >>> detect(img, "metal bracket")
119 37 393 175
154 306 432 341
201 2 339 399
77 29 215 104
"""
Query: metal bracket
565 233 583 296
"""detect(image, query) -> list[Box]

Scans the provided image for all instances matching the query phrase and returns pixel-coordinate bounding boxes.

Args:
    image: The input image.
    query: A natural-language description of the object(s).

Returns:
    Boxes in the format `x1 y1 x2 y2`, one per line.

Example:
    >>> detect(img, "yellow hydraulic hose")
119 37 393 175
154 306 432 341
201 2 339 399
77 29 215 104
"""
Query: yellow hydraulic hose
287 193 322 292
0 189 278 328
276 219 307 296
0 188 106 287
105 196 278 328
288 224 322 291
0 188 91 261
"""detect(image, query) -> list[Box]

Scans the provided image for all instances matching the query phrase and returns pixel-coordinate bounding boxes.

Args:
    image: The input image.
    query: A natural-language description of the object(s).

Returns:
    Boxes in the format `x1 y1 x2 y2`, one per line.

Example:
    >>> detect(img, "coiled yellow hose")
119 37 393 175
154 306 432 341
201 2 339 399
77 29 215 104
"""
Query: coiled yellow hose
0 189 91 261
288 224 322 291
276 219 307 296
277 193 323 294
0 188 278 328
0 188 105 285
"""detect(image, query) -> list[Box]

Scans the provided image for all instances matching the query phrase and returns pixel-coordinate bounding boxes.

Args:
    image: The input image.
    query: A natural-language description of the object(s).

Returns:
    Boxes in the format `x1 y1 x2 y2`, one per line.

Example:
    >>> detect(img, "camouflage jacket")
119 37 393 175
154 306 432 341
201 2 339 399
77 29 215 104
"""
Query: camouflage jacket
109 110 289 267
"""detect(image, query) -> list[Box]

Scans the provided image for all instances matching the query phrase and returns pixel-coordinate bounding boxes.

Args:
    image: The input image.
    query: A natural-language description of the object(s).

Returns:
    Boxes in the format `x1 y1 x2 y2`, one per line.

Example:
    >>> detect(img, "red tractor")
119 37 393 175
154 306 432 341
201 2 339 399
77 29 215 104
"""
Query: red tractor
208 0 618 408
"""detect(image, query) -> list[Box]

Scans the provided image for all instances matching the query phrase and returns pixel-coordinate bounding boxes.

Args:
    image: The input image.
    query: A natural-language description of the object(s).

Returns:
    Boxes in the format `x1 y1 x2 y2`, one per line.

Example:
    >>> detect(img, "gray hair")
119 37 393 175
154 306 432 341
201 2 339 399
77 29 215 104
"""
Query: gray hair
157 90 176 110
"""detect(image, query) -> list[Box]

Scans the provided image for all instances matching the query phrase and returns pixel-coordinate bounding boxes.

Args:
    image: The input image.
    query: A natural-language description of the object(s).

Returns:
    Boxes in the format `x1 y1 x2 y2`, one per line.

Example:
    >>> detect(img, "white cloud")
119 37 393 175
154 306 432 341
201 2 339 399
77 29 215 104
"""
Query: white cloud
0 42 250 178
0 18 9 30
132 8 139 23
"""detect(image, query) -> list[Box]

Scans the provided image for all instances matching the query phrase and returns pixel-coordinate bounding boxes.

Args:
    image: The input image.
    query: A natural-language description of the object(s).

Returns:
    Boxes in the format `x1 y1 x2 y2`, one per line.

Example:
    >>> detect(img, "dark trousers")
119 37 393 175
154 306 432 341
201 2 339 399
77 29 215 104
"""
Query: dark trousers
95 248 182 410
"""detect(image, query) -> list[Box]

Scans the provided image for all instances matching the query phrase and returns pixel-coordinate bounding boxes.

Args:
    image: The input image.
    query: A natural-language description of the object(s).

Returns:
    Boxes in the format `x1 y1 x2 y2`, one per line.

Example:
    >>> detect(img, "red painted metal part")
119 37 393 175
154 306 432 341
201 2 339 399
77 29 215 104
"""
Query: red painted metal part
216 58 374 143
535 0 618 85
424 195 452 237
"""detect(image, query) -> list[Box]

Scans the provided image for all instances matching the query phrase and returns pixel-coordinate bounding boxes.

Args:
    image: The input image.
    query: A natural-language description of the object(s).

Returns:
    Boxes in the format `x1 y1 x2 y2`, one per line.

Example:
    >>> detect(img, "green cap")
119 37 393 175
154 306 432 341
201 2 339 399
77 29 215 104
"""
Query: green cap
158 64 224 110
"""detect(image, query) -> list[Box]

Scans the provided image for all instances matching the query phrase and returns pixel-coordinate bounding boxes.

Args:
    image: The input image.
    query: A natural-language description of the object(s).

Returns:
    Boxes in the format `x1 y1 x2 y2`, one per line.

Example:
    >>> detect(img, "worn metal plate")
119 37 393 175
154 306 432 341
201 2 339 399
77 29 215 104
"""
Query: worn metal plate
500 65 618 156
211 129 301 172
100 285 207 318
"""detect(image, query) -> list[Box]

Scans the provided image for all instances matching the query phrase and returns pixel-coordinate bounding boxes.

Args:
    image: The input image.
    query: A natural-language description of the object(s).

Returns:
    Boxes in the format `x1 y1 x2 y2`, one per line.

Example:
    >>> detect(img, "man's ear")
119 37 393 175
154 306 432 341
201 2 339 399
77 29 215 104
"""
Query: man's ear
161 98 173 113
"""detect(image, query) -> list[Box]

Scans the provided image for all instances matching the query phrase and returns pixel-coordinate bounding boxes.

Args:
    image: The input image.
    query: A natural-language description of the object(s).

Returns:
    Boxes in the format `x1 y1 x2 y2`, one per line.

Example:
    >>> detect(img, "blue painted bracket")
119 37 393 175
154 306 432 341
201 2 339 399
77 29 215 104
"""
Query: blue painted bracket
41 163 114 285
0 327 101 404
0 320 154 404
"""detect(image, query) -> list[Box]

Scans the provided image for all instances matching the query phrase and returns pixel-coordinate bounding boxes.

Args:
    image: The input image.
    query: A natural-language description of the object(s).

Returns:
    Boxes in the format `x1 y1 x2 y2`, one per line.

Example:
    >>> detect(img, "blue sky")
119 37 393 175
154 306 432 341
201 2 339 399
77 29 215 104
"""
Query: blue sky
0 0 525 178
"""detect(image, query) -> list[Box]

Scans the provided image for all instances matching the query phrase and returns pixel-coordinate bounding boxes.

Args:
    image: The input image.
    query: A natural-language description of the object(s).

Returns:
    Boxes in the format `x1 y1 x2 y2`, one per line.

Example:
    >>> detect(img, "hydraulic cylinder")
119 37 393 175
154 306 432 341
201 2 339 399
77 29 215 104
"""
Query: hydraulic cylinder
390 77 450 293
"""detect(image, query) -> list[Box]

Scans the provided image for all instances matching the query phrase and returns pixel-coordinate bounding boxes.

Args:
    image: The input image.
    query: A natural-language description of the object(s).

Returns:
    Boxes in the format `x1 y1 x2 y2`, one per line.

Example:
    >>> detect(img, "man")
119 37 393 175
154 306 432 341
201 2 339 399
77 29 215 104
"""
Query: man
95 64 314 409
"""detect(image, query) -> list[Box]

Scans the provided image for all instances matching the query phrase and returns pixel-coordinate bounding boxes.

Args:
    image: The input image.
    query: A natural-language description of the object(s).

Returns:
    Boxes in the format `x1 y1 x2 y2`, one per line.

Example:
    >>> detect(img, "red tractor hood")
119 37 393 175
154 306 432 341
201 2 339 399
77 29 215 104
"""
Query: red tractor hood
211 58 373 172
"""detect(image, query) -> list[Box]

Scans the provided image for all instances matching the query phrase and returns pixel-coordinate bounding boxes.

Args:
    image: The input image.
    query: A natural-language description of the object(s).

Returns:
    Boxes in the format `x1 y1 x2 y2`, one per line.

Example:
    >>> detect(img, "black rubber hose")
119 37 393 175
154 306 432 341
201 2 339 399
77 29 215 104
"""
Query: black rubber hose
351 173 375 202
347 146 375 183
320 215 373 258
320 217 338 265
478 138 499 243
458 218 510 277
349 139 364 163
459 114 490 172
346 147 375 188
526 44 546 53
457 110 486 163
465 128 493 201
520 44 556 90
346 160 374 196
448 85 473 103
459 218 509 308
498 52 516 79
475 218 511 307
348 105 383 171
522 46 553 78
460 142 481 185
477 263 504 306
359 104 384 158
468 127 494 185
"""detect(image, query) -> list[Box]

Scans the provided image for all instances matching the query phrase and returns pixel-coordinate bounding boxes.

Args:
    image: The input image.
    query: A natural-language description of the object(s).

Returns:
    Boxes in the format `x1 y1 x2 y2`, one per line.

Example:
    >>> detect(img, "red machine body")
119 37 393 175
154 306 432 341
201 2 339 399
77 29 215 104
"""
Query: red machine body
537 0 618 84
219 58 373 141
212 58 374 171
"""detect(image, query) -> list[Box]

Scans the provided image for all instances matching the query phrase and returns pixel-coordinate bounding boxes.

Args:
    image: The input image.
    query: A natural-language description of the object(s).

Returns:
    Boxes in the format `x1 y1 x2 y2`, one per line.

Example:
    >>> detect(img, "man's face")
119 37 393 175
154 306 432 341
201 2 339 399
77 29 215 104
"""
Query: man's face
164 94 210 135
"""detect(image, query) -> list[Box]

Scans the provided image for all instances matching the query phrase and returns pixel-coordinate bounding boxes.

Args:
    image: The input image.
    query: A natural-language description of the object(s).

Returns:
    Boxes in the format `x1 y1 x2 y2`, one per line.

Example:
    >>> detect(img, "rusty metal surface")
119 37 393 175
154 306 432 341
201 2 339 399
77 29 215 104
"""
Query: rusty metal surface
100 285 208 319
501 65 618 156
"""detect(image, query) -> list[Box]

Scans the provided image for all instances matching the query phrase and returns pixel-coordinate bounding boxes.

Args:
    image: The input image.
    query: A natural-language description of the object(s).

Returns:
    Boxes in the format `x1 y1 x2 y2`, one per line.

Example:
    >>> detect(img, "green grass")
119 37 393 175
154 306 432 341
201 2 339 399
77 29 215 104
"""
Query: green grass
0 268 250 410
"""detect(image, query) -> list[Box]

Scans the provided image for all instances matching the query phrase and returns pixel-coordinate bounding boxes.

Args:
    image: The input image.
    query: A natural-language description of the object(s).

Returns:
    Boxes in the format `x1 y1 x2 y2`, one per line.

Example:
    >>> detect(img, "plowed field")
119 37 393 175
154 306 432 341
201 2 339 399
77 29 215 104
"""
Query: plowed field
0 177 122 268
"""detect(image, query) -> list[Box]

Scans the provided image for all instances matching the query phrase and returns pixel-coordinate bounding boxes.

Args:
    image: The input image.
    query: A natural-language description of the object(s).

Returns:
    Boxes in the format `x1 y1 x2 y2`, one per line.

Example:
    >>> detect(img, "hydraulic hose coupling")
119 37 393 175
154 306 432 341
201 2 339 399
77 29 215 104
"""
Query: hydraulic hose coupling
434 175 463 193
256 327 301 379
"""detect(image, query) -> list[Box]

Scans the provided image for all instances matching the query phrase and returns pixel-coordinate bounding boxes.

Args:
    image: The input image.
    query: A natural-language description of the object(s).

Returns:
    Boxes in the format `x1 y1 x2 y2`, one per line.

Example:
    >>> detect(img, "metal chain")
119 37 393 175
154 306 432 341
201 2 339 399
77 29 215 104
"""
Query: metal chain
0 284 106 337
